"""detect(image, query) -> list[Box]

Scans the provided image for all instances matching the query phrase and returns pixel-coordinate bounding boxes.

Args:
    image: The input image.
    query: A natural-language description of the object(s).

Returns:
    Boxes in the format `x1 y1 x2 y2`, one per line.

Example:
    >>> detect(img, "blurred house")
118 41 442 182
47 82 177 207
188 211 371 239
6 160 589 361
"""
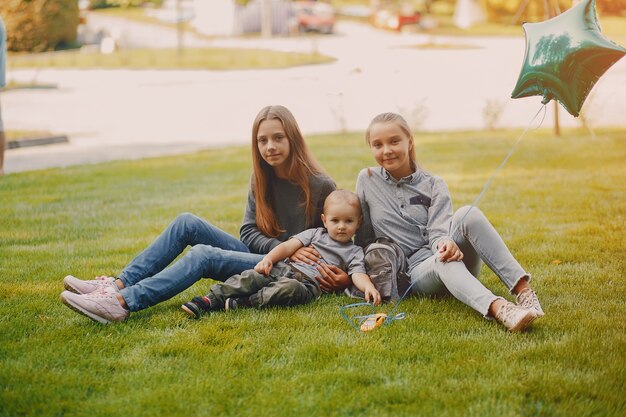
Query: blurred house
192 0 295 36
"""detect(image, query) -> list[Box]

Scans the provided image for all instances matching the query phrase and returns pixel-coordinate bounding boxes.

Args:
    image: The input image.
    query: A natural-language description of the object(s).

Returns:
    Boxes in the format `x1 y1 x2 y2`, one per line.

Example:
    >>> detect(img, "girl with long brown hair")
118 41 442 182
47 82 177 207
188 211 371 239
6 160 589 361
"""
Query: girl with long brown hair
60 105 349 324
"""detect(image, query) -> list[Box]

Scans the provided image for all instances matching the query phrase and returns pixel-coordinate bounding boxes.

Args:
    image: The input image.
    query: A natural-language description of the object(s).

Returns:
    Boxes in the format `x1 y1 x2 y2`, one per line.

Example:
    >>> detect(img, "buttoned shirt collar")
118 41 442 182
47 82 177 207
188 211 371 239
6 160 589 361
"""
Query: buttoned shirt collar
380 166 421 184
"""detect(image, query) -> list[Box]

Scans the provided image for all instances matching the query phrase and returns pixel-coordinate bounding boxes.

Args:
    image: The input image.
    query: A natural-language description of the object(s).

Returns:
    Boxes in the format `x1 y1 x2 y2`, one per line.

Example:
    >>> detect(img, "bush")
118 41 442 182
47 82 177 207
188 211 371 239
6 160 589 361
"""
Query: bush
484 0 626 23
0 0 80 52
597 0 626 14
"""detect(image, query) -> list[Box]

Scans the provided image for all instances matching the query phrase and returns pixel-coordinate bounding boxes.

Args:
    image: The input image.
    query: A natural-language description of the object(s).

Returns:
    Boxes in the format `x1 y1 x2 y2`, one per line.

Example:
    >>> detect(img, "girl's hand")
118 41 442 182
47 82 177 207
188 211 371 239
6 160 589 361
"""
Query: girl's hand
364 285 381 306
290 245 321 265
315 264 351 293
254 258 273 276
438 240 464 262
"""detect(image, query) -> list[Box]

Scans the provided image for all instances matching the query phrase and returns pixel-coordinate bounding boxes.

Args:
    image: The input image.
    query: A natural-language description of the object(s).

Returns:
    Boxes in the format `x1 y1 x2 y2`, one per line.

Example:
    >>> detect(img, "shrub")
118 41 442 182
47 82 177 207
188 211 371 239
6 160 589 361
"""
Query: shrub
484 0 626 23
597 0 626 14
0 0 80 52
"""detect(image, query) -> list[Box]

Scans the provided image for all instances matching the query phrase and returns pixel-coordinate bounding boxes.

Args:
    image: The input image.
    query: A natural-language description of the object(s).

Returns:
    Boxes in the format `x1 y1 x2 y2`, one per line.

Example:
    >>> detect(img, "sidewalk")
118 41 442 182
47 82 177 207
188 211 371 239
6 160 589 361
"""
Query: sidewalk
4 19 625 174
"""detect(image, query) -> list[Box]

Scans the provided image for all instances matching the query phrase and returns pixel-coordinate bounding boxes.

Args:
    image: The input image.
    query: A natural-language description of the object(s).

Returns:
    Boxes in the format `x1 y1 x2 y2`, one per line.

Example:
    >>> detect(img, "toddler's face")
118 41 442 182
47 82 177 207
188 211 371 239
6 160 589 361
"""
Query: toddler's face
321 201 361 243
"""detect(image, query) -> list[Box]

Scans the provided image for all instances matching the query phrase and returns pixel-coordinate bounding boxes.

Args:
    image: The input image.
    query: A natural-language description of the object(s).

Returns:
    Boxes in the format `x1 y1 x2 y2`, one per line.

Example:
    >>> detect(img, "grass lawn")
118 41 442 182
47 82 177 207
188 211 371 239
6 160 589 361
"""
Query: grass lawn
1 129 625 416
5 131 54 142
7 47 333 71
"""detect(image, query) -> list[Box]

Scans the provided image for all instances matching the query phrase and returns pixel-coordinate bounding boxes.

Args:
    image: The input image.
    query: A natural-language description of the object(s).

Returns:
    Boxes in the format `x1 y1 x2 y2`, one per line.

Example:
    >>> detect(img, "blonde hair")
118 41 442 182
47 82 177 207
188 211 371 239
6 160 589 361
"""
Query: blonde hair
251 105 326 237
323 189 362 216
365 112 418 172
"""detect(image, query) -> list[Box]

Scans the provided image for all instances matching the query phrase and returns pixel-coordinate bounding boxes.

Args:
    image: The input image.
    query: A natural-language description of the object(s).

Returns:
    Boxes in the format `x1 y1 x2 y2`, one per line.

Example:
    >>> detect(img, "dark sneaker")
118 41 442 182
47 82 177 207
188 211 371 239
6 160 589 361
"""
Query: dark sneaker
181 296 214 319
225 297 252 311
61 290 129 324
63 275 119 295
495 301 536 332
516 289 545 317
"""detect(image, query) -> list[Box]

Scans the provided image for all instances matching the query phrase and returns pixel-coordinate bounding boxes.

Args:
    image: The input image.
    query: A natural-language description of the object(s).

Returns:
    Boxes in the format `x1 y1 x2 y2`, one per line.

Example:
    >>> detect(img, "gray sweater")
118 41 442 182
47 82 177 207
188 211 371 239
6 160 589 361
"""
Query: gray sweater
240 172 336 254
355 167 452 266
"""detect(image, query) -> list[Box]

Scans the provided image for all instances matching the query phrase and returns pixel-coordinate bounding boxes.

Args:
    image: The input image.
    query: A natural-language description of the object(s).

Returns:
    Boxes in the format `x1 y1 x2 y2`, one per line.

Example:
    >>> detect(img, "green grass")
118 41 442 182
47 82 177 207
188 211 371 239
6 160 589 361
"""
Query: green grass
7 47 333 70
5 131 54 142
1 129 625 416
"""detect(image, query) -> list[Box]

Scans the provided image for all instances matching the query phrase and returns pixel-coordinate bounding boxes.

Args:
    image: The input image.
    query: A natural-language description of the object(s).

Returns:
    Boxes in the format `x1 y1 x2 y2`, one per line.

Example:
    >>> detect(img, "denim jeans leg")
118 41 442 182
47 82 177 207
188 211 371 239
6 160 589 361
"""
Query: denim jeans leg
451 206 530 292
120 245 264 312
118 213 249 287
410 255 501 316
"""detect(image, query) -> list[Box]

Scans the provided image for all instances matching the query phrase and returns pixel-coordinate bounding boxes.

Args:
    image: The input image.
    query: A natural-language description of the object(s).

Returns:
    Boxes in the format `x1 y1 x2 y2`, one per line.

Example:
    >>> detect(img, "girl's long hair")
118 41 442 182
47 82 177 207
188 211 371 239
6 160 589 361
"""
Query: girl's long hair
251 105 326 237
365 112 418 172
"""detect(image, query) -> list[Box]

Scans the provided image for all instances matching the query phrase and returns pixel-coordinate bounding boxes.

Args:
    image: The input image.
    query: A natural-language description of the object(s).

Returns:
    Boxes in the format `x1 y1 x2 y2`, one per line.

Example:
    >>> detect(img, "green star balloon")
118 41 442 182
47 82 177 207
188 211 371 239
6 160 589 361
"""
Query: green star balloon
511 0 626 117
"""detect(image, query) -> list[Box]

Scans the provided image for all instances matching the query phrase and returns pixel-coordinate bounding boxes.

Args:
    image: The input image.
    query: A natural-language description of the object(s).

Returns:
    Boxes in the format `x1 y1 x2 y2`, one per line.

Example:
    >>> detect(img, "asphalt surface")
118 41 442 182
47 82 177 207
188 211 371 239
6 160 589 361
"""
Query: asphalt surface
4 16 626 174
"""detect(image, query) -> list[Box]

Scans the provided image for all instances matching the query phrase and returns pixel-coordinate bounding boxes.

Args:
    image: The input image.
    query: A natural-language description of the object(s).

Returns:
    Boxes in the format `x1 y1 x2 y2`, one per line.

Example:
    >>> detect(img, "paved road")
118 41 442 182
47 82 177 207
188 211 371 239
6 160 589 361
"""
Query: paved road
4 17 626 173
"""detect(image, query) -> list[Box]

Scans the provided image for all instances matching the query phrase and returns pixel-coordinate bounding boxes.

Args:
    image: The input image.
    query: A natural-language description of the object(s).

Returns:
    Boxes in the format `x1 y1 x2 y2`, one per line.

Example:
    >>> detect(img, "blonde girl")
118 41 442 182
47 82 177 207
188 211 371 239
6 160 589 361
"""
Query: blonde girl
355 112 544 332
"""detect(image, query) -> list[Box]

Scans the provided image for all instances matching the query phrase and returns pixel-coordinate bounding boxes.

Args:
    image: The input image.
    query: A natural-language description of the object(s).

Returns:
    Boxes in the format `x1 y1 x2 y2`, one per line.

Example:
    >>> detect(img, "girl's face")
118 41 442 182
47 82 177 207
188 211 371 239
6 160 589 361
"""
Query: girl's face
257 118 291 177
368 121 414 179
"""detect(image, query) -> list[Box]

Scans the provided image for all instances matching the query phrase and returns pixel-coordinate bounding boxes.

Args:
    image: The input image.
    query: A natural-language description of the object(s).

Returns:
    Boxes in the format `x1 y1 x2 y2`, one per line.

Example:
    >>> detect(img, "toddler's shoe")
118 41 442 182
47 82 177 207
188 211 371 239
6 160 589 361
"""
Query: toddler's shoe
225 297 252 311
516 288 545 317
495 301 536 332
182 296 215 319
61 289 129 324
63 275 119 294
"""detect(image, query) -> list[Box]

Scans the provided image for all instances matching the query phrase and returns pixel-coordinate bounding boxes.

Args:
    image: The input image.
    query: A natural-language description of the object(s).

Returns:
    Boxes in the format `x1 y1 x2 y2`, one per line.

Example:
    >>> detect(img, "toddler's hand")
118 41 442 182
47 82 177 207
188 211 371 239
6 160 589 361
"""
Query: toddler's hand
254 258 273 276
365 285 381 306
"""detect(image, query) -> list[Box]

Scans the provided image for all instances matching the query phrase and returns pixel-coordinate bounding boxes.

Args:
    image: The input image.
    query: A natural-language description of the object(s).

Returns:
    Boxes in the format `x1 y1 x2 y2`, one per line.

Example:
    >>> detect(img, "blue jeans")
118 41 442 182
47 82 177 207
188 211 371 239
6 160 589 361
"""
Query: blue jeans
118 213 264 311
409 206 530 316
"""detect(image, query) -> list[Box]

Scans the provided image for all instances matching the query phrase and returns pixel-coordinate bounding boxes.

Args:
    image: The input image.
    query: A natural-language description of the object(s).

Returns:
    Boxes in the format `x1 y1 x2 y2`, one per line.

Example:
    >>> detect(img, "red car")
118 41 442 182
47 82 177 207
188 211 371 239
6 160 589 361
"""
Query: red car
294 1 336 34
371 6 420 32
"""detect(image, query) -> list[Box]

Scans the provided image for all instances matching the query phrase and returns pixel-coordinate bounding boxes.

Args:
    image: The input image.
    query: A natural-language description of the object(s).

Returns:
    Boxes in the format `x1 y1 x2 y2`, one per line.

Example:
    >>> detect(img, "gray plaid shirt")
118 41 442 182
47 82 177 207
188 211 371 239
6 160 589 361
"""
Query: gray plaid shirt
355 167 453 266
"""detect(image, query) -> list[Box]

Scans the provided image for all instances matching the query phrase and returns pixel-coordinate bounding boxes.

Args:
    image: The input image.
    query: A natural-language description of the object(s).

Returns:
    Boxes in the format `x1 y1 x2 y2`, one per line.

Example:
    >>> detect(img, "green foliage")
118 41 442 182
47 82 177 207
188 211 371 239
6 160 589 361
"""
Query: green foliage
597 0 626 14
0 0 80 52
1 129 625 416
484 0 626 23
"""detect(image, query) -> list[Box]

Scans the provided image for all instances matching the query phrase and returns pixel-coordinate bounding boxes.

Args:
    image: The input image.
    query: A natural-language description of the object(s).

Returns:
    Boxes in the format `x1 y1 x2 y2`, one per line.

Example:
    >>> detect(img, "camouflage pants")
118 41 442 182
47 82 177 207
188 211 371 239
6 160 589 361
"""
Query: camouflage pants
210 261 321 308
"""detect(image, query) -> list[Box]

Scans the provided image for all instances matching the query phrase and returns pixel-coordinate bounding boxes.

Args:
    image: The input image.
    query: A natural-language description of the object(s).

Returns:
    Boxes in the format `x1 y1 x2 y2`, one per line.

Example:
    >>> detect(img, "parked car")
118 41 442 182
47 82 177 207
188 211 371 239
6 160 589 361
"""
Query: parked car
371 4 420 32
293 1 336 34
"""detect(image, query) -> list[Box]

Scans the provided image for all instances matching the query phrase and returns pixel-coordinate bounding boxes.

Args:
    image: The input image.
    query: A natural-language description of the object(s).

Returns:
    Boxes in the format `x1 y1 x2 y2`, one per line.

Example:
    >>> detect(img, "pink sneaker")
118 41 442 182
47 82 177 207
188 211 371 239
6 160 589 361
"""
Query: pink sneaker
61 290 129 324
63 275 119 294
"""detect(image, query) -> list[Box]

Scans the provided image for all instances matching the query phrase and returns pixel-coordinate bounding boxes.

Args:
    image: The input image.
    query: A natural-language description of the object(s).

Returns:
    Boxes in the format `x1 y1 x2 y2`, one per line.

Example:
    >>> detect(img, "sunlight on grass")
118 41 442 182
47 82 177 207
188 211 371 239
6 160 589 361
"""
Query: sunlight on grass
0 129 625 416
8 47 334 70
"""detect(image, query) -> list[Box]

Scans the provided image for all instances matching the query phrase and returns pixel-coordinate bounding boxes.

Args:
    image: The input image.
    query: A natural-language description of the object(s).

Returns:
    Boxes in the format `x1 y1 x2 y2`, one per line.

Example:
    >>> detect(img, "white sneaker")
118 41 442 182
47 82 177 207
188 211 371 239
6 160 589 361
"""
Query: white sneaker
61 290 129 324
516 289 545 317
495 301 537 332
63 275 119 295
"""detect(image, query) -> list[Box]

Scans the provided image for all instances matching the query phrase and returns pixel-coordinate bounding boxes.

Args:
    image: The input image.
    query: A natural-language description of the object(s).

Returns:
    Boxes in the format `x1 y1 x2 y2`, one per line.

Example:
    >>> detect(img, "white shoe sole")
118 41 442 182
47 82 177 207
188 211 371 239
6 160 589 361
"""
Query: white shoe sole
60 292 111 324
508 311 537 332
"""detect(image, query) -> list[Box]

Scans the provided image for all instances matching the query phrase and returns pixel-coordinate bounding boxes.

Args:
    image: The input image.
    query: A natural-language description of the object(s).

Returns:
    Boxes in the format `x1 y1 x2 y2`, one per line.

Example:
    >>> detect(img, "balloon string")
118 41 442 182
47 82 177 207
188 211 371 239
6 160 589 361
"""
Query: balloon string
449 104 546 237
381 104 547 327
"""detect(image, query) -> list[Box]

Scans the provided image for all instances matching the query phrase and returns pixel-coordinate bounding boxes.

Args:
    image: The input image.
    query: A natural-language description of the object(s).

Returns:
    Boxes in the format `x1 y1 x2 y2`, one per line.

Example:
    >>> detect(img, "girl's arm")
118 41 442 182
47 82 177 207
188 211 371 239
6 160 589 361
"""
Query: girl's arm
355 170 376 248
427 177 454 254
351 272 381 306
428 177 463 262
255 238 304 275
240 186 283 254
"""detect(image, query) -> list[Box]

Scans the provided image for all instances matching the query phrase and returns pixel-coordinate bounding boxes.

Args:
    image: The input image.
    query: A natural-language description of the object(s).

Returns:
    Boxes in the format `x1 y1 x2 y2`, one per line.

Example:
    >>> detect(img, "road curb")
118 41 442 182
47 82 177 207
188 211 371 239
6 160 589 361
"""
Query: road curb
7 135 69 150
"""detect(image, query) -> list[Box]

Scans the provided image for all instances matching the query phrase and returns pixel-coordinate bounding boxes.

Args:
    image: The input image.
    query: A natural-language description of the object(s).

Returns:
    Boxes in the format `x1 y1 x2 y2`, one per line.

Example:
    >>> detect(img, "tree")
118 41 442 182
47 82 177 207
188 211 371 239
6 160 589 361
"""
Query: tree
0 0 80 52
